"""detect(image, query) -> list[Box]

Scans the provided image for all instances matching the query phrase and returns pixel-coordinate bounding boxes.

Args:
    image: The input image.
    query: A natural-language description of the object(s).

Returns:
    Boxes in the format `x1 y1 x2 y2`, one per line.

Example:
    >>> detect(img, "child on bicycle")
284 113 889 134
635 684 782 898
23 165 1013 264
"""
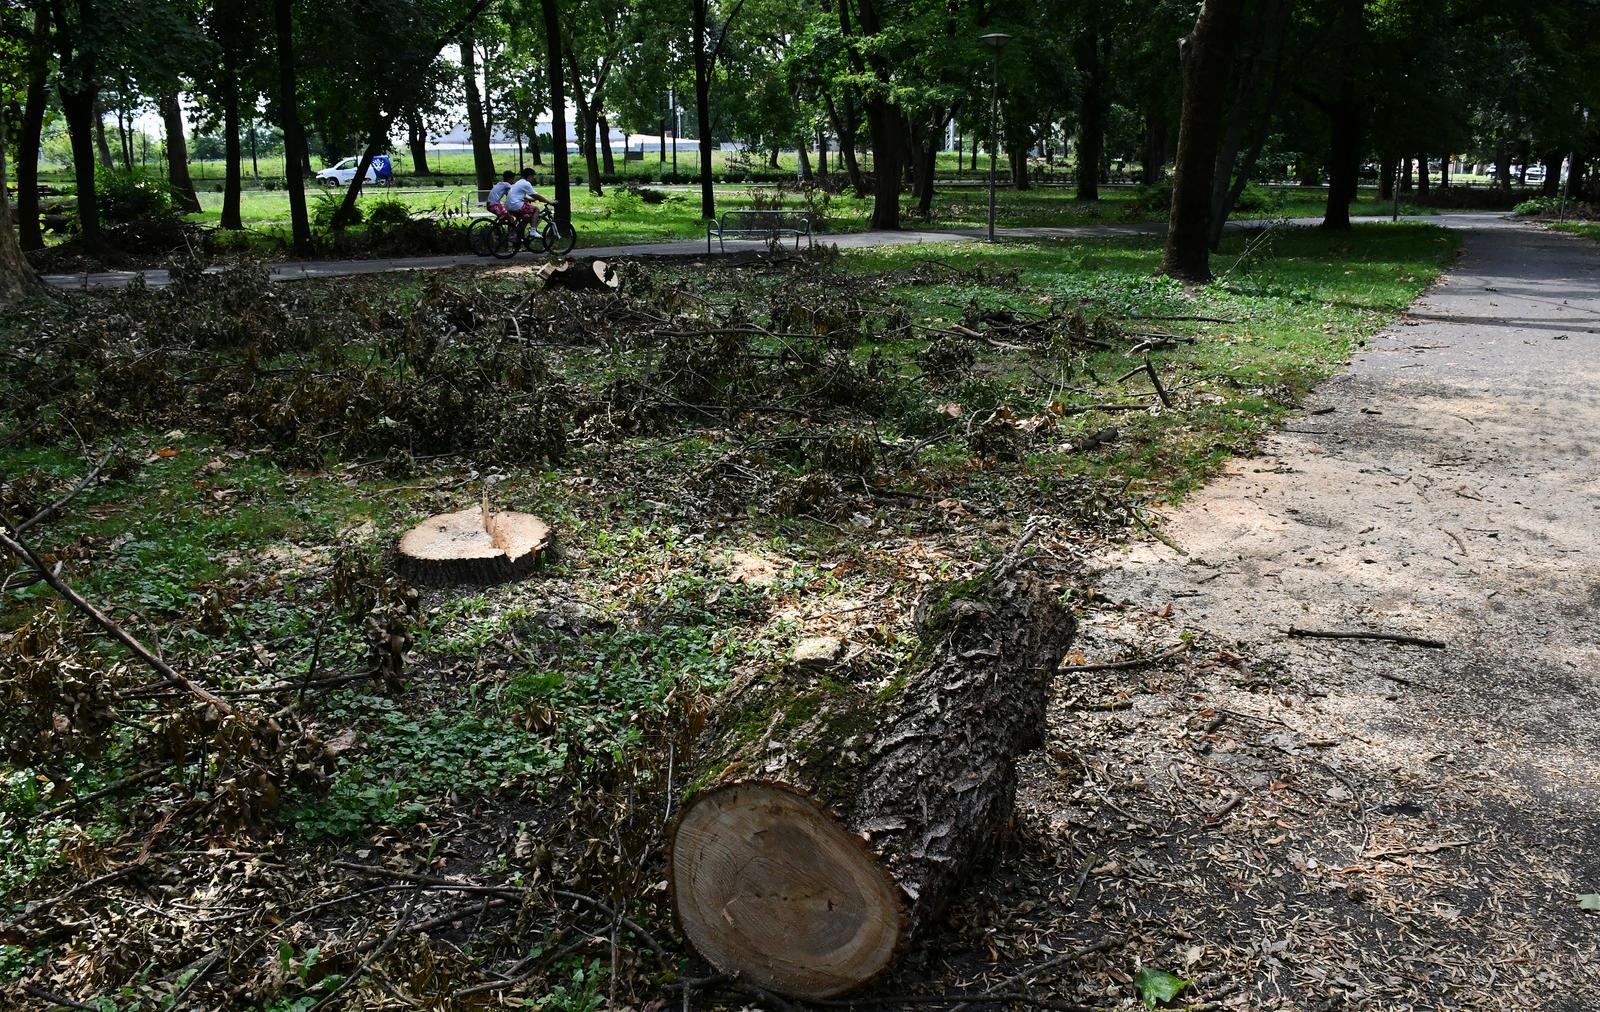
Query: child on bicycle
504 167 553 220
485 170 514 216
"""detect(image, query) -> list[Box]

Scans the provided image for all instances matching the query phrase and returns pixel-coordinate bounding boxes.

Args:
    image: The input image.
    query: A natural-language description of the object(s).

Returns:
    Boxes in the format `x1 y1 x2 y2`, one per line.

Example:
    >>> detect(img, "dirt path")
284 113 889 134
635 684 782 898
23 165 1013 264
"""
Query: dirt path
1001 219 1598 1008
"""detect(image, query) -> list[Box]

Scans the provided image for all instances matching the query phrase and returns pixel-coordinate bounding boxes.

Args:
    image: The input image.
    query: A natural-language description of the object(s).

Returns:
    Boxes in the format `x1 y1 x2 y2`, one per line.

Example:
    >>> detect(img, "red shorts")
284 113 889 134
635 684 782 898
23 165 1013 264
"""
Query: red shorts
486 202 506 216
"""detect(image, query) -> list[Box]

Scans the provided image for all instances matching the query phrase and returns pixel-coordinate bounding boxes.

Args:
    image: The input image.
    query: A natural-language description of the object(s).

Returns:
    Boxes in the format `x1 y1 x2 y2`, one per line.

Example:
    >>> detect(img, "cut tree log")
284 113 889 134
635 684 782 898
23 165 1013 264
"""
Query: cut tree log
670 564 1075 998
537 258 618 291
395 507 551 587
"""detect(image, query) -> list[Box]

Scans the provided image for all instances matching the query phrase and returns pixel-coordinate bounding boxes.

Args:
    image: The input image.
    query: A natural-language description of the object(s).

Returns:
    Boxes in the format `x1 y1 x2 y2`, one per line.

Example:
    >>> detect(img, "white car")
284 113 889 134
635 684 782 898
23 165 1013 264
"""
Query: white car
316 156 380 187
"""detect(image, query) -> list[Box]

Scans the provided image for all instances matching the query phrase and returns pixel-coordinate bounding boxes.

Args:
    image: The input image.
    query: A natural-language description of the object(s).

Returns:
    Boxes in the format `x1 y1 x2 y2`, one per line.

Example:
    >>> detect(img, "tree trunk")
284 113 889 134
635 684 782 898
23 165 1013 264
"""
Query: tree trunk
60 89 106 253
693 0 714 219
1494 143 1511 194
1320 80 1361 230
916 126 938 213
1540 149 1560 196
1439 155 1449 188
1566 153 1584 200
825 94 866 197
1399 154 1412 192
540 0 570 227
462 26 496 191
1160 0 1248 282
407 112 433 175
273 0 313 254
0 106 44 302
93 99 114 168
1010 142 1030 190
1417 151 1429 195
816 125 828 174
117 103 133 170
17 0 50 252
220 52 243 229
798 135 812 180
1141 114 1167 185
1075 20 1105 201
671 566 1075 1000
159 94 202 213
600 114 615 174
865 97 902 229
1378 156 1395 200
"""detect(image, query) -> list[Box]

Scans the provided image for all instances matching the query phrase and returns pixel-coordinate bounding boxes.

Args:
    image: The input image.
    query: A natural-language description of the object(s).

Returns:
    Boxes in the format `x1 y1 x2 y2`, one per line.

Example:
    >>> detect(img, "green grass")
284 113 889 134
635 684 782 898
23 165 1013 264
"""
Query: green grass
1549 221 1600 241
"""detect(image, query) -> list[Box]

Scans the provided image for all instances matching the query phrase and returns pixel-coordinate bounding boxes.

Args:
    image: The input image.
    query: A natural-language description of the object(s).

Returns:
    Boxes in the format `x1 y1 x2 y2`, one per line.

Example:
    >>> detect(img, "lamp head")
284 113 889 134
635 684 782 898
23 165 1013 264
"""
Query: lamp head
979 32 1012 52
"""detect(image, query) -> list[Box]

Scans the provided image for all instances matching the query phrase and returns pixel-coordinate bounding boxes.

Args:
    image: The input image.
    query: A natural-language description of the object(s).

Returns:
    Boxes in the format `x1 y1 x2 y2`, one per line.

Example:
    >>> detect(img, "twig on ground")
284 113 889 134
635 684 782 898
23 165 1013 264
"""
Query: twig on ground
1286 627 1446 649
15 449 116 534
1144 353 1173 408
1059 643 1189 673
941 935 1124 1012
19 983 101 1010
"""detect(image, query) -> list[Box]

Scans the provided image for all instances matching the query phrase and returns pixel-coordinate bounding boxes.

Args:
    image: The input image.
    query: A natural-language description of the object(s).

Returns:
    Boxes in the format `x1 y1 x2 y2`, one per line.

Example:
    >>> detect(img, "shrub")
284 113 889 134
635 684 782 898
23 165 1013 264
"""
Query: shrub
365 198 413 227
1512 195 1559 216
601 187 644 217
95 168 174 224
312 189 362 231
1127 180 1172 215
632 186 668 205
1233 182 1284 213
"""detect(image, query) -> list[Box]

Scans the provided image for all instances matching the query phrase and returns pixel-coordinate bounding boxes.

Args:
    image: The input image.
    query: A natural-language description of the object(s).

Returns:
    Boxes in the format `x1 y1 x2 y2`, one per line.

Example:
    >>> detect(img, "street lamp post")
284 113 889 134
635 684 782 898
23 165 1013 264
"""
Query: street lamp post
980 32 1012 242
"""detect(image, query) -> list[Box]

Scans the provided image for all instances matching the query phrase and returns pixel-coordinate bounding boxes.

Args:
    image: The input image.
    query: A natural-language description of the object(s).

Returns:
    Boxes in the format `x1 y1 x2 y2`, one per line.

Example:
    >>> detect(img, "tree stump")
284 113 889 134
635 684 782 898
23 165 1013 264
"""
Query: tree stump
538 258 618 291
395 506 551 587
670 565 1075 998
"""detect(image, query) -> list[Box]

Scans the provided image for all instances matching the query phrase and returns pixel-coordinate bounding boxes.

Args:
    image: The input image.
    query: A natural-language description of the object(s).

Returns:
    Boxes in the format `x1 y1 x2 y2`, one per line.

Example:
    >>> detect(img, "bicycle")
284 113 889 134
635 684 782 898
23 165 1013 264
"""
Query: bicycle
489 203 578 259
467 216 501 256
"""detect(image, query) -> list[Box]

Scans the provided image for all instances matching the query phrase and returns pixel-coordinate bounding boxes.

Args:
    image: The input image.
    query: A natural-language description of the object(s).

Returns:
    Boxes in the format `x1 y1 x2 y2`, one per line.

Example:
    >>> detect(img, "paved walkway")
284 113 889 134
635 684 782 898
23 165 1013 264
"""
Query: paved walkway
1069 214 1599 1005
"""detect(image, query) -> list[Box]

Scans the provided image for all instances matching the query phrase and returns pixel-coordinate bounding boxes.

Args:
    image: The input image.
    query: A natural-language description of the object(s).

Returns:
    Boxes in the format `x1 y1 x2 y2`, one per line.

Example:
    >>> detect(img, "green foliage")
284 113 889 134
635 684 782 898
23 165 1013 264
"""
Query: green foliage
601 186 645 218
1512 195 1560 216
364 198 413 228
1133 967 1193 1007
1233 182 1285 213
524 959 606 1012
94 168 174 224
288 696 559 840
312 190 362 231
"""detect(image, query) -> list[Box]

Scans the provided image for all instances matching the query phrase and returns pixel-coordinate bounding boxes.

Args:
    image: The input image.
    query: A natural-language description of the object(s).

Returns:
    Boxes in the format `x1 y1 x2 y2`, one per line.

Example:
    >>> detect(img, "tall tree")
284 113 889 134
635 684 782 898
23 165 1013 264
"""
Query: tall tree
50 0 110 256
159 94 202 213
462 23 497 189
1160 0 1247 282
16 0 51 251
541 0 571 226
0 107 44 302
273 0 312 253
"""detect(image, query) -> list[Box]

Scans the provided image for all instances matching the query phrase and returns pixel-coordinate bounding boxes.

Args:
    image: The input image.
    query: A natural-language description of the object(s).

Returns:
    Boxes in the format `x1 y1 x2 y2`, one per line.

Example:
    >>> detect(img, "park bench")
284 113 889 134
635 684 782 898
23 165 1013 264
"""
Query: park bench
706 209 813 252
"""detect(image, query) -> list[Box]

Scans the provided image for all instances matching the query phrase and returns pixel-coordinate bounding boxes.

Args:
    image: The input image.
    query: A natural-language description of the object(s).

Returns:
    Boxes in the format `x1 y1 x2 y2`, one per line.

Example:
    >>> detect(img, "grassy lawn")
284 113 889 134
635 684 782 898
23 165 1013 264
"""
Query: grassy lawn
1549 221 1600 241
0 221 1458 1003
156 182 1420 258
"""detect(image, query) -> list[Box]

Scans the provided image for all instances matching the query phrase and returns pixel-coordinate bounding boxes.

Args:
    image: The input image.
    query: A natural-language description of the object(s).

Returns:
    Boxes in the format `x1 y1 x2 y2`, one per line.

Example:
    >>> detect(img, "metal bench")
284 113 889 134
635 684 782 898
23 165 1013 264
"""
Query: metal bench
707 209 813 252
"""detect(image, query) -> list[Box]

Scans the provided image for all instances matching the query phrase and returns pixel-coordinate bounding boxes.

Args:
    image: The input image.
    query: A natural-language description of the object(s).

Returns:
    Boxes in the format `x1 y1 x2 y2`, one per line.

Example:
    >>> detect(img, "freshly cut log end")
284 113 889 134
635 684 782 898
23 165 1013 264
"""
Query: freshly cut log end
671 568 1075 999
395 509 551 587
671 782 905 998
538 258 618 290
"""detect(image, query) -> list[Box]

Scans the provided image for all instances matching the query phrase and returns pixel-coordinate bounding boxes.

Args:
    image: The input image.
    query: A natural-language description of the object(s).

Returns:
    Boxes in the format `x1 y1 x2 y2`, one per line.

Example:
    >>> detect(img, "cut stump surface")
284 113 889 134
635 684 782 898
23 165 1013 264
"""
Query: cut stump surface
396 509 551 587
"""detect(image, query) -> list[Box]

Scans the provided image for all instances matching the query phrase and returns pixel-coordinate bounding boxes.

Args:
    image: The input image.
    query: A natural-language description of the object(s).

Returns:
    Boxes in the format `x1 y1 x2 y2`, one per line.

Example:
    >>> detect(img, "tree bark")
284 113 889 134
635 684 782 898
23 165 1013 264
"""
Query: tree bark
1160 0 1248 282
1141 114 1167 185
17 0 50 252
1399 154 1412 192
52 0 109 257
541 0 570 227
93 98 113 168
1320 90 1359 230
462 25 496 191
854 0 901 230
1438 155 1449 188
825 93 866 197
693 0 714 218
407 111 433 175
1417 151 1429 196
273 0 312 254
1540 149 1560 196
671 566 1075 1000
816 124 827 174
0 106 45 302
1010 142 1030 190
159 94 202 213
220 46 243 229
1075 18 1105 201
600 114 615 174
1378 156 1395 200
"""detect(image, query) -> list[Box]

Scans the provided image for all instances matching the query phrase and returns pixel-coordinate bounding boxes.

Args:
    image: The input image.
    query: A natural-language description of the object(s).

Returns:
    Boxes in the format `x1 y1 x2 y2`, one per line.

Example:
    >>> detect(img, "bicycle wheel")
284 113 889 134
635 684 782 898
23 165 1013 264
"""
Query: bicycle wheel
467 219 496 256
541 219 577 256
489 220 522 260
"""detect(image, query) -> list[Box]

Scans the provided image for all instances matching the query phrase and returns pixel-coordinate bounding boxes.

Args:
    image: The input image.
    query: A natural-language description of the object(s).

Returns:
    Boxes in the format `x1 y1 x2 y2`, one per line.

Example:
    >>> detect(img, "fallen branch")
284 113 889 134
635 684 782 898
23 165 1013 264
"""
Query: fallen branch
14 449 116 534
941 935 1124 1012
0 520 241 718
1286 627 1446 649
1144 354 1173 408
1059 643 1189 673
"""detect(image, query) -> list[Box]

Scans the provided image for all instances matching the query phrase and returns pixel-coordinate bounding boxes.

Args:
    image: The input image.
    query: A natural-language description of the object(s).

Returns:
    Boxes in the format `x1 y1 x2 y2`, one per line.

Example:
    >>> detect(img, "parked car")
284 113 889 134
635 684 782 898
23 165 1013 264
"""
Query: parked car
1525 165 1546 183
316 154 393 187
